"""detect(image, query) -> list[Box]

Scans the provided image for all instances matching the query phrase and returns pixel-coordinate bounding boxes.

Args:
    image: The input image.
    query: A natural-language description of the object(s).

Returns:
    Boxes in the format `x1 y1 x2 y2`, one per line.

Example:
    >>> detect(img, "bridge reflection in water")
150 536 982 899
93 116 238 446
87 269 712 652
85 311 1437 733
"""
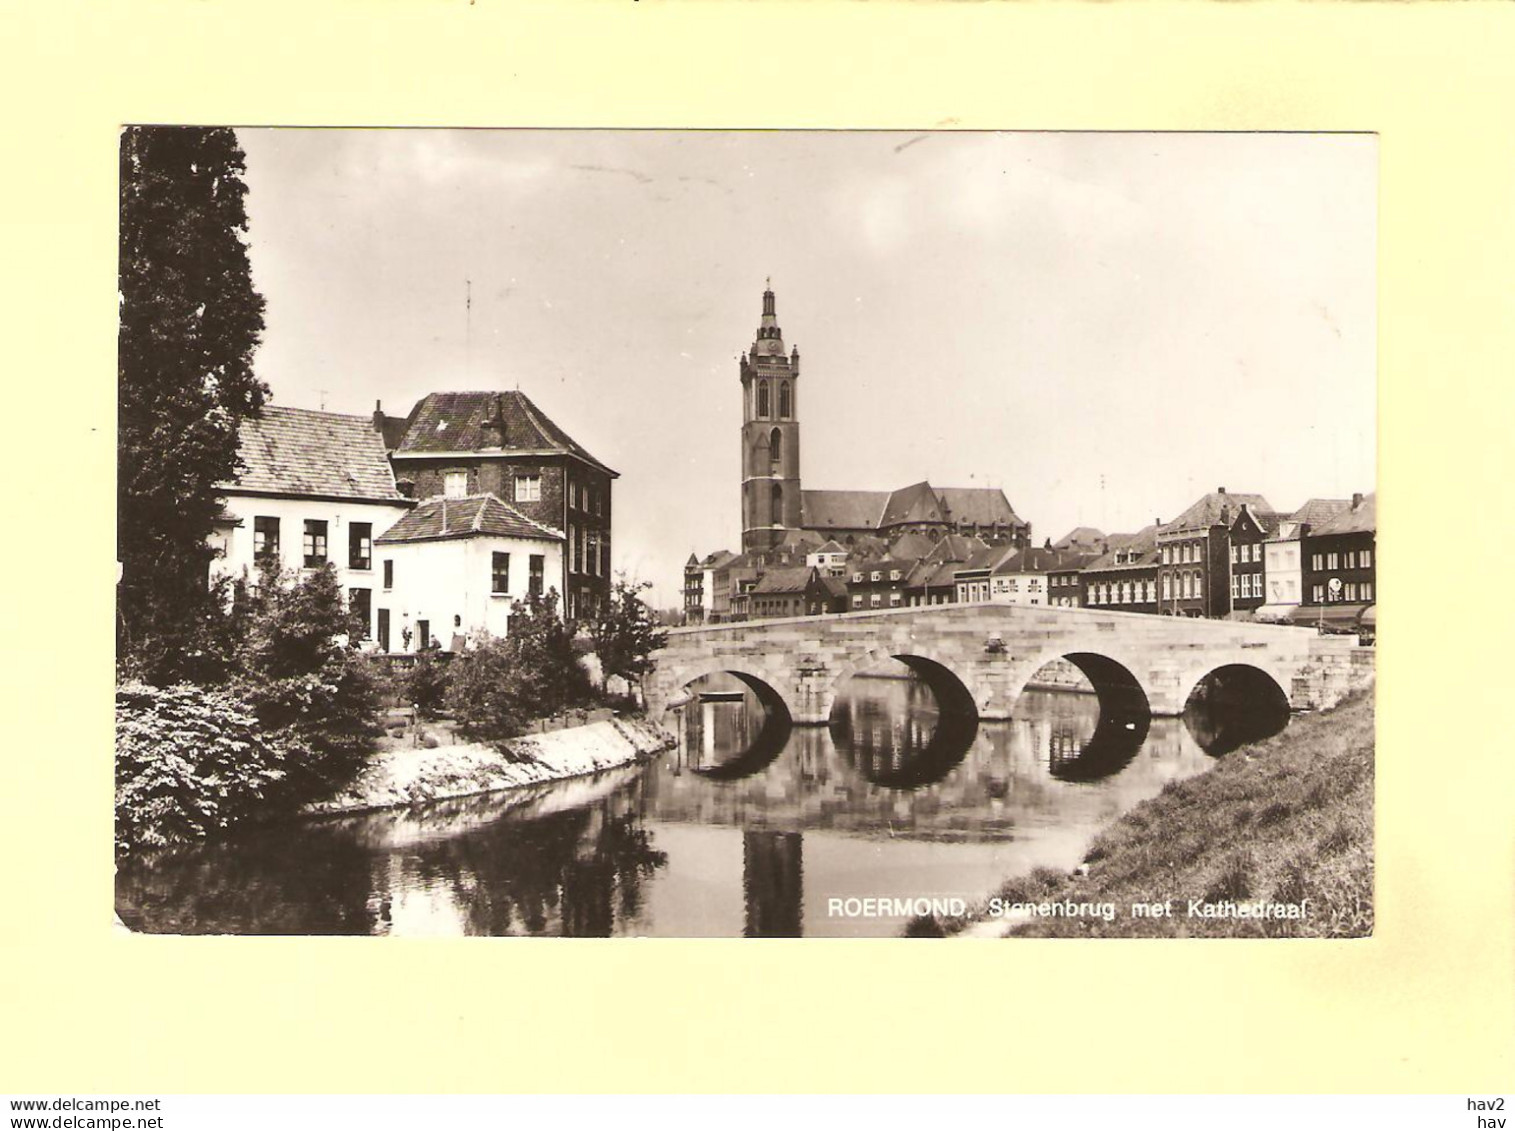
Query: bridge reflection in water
116 663 1285 937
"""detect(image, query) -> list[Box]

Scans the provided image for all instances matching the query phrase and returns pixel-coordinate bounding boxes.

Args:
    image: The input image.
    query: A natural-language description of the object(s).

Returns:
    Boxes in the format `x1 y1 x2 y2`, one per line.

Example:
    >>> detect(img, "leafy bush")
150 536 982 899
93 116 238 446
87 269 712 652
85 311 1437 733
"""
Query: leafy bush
448 589 592 750
404 648 451 719
115 682 285 855
232 563 384 793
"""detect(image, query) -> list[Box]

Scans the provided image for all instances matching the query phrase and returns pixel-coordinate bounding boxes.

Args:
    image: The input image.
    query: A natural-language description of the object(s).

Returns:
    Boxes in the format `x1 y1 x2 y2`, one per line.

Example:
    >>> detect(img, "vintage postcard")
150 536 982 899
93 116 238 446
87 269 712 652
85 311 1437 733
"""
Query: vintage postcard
114 128 1376 940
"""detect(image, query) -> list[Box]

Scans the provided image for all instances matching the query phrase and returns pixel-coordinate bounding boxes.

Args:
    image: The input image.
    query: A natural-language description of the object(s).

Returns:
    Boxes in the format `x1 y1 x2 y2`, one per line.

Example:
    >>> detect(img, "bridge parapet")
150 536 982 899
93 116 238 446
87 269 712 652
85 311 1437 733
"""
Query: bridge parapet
647 604 1371 724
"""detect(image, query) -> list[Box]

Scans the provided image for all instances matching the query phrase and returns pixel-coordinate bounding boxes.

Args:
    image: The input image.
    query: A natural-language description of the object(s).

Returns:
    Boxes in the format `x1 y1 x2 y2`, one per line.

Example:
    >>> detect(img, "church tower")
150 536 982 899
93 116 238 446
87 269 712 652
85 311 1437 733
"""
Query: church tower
740 281 802 555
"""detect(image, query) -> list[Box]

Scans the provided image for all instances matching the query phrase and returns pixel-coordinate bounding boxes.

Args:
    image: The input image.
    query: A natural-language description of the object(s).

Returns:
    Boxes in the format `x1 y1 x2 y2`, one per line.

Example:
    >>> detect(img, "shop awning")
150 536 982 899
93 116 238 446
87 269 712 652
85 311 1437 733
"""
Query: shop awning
1287 603 1372 630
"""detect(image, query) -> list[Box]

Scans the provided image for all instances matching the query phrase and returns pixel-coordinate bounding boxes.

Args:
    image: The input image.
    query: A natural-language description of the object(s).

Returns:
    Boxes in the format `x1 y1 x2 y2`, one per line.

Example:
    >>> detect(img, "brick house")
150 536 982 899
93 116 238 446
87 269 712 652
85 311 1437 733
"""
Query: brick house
1156 488 1272 617
1227 503 1281 614
381 390 617 621
1081 527 1160 614
1300 493 1376 629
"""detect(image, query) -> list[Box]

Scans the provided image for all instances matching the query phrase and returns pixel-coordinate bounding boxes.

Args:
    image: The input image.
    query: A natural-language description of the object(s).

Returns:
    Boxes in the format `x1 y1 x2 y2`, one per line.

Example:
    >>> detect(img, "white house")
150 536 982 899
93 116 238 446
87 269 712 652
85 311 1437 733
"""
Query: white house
212 406 413 643
374 494 565 652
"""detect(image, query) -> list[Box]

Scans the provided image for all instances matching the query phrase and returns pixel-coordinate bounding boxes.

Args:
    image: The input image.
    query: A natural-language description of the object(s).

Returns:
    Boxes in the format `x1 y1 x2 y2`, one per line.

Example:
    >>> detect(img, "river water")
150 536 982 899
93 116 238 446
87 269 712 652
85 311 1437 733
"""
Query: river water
117 673 1254 937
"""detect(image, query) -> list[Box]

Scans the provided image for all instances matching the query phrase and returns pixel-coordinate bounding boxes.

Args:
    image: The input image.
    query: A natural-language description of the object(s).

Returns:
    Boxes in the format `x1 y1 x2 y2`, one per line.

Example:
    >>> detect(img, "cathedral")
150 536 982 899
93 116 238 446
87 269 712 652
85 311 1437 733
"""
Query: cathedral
737 284 1030 557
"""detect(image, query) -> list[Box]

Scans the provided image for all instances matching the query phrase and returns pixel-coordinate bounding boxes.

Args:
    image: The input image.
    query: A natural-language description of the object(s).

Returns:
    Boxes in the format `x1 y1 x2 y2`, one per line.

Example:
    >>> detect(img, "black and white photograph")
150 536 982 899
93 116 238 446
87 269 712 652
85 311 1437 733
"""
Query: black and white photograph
115 127 1376 939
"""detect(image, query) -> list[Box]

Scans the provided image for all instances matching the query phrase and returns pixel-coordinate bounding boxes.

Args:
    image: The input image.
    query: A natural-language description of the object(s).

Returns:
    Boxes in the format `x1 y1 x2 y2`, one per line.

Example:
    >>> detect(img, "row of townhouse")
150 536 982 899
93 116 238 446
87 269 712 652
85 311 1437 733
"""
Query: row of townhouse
682 486 1376 636
209 391 617 653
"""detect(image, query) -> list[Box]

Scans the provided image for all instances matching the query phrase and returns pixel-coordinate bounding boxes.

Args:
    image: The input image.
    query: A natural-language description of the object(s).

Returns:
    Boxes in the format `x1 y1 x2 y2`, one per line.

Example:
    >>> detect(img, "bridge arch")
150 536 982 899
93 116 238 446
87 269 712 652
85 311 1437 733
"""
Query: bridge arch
998 645 1154 721
667 666 795 781
828 649 982 723
1176 661 1293 755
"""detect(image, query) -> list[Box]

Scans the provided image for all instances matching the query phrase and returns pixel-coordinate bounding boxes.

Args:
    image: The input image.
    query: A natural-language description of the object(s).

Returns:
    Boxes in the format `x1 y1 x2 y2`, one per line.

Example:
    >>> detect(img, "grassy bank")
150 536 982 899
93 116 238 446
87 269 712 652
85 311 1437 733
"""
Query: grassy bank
927 687 1375 939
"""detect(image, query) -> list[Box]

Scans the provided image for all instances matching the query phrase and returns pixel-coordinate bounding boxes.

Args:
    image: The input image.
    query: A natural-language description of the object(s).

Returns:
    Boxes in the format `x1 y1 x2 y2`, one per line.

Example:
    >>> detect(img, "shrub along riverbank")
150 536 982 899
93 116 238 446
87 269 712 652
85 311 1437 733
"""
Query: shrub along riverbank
918 686 1375 939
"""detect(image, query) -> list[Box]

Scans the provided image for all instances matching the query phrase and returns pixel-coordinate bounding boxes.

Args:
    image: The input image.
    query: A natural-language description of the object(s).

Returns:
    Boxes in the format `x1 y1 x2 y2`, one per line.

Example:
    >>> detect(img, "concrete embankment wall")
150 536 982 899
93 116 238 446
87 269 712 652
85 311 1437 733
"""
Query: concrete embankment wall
303 717 675 817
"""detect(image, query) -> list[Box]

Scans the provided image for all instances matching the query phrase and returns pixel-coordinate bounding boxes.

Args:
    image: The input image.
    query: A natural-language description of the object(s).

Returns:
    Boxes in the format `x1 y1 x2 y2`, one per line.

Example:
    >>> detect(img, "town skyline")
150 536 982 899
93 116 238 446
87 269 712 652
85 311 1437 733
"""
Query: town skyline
235 129 1376 606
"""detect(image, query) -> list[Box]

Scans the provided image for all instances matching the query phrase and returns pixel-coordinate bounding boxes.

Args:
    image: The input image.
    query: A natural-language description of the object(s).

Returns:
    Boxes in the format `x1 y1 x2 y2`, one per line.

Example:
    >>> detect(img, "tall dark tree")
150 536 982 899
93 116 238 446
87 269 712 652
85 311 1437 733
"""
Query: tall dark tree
118 126 268 684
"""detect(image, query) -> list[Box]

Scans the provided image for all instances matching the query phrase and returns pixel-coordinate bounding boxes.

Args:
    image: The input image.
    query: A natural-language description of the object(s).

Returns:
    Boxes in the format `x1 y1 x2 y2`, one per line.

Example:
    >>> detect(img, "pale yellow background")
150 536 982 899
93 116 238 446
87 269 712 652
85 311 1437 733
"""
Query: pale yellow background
2 0 1511 1094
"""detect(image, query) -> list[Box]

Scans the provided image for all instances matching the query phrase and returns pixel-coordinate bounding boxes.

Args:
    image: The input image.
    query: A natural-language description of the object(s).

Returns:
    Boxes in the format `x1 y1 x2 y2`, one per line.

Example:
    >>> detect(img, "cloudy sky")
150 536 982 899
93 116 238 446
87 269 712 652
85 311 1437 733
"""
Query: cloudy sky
236 129 1376 606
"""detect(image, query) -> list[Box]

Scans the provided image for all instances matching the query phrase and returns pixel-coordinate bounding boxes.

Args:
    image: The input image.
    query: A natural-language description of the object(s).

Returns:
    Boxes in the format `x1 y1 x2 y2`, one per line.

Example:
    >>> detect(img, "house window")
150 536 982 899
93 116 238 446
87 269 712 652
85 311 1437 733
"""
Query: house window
529 554 545 598
1345 550 1356 569
444 471 467 499
1312 585 1324 603
871 571 881 582
383 560 393 590
870 594 882 608
890 570 902 582
1312 553 1323 571
852 572 863 583
757 380 770 418
253 516 280 562
1230 545 1239 564
492 552 510 595
349 522 372 571
1362 581 1373 600
1231 576 1239 599
417 619 431 649
515 474 541 503
1327 552 1339 570
303 520 328 567
1361 548 1373 569
889 593 902 607
348 588 371 638
377 608 390 652
779 381 791 418
853 595 863 609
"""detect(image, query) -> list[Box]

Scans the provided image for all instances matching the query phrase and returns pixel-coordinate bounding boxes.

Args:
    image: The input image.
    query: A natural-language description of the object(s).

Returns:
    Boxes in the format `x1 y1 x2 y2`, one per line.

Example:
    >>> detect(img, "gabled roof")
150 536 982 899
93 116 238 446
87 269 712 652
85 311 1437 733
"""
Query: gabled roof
992 547 1068 575
811 539 848 555
376 494 563 544
887 530 937 562
1289 498 1352 526
752 566 814 595
815 574 848 599
223 405 406 502
801 489 890 531
1311 493 1375 536
880 481 946 528
1046 551 1102 575
925 533 988 564
1162 490 1272 532
700 550 737 570
1231 503 1282 537
1084 527 1160 572
955 545 1015 576
935 486 1022 527
394 390 617 476
1053 526 1106 551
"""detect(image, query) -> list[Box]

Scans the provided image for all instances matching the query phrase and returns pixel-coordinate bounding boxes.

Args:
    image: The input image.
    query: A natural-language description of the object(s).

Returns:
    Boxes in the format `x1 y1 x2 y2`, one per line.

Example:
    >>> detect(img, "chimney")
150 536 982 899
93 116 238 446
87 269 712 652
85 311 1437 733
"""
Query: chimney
1218 486 1227 496
1352 492 1364 508
372 400 385 433
396 479 416 499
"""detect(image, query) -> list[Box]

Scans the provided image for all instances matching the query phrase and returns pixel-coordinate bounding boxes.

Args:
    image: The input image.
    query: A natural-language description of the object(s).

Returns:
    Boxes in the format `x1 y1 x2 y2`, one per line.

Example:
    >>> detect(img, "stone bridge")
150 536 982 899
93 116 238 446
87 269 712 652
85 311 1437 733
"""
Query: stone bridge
646 602 1370 725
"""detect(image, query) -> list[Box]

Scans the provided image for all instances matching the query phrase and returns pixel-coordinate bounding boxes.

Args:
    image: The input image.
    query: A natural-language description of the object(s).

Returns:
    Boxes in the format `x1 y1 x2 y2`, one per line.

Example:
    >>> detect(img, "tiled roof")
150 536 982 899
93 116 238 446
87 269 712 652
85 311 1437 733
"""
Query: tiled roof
1163 490 1272 532
1289 498 1352 526
1053 526 1105 549
887 531 936 561
992 547 1068 575
812 539 848 555
926 533 987 563
935 487 1021 527
816 574 848 599
880 481 946 528
1085 526 1159 571
752 566 814 595
1232 504 1282 537
1046 551 1102 575
801 489 890 531
394 391 617 476
376 494 563 544
223 405 405 501
1310 493 1375 536
955 545 1014 575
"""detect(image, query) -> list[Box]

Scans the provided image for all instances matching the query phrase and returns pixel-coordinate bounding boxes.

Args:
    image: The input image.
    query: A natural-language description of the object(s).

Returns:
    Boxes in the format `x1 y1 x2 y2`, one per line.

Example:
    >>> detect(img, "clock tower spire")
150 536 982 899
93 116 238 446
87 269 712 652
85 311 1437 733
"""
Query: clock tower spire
740 281 802 555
